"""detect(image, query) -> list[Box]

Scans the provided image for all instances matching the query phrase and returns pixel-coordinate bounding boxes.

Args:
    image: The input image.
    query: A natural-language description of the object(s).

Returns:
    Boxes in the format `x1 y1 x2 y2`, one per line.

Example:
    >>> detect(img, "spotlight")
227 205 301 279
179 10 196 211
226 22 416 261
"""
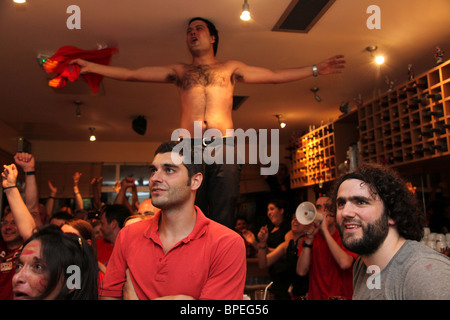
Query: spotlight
14 0 26 3
89 128 96 142
240 0 251 21
275 114 286 128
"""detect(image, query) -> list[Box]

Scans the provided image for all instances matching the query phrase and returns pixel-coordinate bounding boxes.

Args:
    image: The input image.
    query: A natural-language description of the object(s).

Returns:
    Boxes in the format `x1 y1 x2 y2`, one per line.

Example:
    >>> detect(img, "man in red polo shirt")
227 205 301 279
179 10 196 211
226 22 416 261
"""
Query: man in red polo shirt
100 141 247 300
296 196 357 300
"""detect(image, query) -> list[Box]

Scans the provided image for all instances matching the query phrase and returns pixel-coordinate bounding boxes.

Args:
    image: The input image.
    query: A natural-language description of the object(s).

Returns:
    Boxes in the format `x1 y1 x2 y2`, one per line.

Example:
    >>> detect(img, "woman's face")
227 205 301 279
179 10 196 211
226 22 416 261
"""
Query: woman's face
12 240 63 300
267 203 284 226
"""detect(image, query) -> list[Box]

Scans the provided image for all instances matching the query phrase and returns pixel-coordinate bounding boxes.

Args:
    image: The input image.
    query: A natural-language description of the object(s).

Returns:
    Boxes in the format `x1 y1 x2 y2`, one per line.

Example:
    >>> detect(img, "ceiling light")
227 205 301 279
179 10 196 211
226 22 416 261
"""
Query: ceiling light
375 55 385 65
275 114 286 128
89 128 96 142
13 0 26 3
240 0 251 21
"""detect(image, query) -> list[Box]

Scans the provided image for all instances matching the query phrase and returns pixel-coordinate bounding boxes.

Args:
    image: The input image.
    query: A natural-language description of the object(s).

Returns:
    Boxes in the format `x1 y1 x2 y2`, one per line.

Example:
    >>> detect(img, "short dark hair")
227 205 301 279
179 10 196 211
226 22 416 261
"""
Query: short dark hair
101 204 131 229
50 211 73 222
23 224 98 300
188 17 219 56
154 141 204 183
331 163 425 241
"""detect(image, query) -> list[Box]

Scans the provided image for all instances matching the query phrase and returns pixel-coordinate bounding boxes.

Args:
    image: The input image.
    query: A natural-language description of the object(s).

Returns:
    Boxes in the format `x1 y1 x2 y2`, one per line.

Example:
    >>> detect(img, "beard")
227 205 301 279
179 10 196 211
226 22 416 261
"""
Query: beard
337 211 389 256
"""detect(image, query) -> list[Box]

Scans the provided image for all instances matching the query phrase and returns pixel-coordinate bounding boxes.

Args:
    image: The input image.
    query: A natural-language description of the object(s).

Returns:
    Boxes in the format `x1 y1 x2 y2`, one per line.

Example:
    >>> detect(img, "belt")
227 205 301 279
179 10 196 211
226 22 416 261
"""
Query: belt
177 136 236 147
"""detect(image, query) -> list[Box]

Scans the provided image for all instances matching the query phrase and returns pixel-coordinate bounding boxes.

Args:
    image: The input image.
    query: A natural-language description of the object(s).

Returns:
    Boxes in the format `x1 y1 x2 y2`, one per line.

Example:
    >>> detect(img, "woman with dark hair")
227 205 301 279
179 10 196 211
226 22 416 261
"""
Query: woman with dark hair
264 199 292 249
12 225 98 300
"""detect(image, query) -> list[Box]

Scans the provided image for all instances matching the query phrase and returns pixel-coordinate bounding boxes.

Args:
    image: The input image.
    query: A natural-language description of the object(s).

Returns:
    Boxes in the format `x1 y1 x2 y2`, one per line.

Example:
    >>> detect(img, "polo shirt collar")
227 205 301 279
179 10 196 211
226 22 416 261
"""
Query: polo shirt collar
144 206 210 244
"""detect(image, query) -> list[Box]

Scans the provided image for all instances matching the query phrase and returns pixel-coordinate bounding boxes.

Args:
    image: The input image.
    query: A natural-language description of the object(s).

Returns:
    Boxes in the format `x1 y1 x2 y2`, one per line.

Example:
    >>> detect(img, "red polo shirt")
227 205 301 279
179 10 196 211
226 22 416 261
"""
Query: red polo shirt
299 230 357 300
100 206 246 300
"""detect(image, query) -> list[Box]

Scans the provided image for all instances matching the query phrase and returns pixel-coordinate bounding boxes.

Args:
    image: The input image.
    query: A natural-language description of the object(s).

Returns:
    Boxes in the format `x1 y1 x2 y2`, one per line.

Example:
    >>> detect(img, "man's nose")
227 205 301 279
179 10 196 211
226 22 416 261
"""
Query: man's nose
150 171 162 183
338 202 355 220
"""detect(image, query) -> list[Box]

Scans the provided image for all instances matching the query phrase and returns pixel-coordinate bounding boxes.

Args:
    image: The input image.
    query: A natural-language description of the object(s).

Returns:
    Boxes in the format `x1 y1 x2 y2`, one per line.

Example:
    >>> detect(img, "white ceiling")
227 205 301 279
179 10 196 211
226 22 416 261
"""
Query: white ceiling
1 0 449 147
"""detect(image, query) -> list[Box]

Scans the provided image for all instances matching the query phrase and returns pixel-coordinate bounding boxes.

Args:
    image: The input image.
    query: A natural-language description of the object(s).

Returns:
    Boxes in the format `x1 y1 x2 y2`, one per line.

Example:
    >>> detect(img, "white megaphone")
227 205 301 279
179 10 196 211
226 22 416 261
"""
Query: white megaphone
295 201 323 225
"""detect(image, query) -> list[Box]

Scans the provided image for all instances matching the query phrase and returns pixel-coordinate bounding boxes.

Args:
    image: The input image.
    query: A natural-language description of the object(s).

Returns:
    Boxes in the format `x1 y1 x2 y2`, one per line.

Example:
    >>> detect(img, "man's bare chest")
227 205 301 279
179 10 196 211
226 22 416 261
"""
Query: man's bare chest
178 65 235 90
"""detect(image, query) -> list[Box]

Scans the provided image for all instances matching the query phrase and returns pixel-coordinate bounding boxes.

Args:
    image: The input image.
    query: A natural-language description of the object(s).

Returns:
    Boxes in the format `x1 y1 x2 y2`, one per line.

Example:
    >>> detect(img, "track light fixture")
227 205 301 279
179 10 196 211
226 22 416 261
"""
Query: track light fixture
89 127 96 142
240 0 251 21
74 100 82 118
275 114 286 128
366 45 384 65
311 87 321 102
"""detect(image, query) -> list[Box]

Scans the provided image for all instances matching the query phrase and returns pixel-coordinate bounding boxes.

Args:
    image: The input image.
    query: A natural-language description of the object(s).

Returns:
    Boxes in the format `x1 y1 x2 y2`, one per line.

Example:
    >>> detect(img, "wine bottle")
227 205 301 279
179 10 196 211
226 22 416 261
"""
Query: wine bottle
408 102 419 111
406 85 417 93
426 93 442 100
401 120 410 129
431 127 445 135
404 151 413 160
411 113 421 125
416 79 428 89
431 144 448 152
418 129 433 139
398 92 407 100
422 145 434 154
401 136 412 144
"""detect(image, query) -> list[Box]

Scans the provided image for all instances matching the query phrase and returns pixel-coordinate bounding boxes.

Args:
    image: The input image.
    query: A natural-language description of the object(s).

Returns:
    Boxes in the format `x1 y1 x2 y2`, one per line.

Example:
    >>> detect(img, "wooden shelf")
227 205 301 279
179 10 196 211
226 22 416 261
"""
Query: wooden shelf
358 59 450 166
290 60 450 189
290 111 359 188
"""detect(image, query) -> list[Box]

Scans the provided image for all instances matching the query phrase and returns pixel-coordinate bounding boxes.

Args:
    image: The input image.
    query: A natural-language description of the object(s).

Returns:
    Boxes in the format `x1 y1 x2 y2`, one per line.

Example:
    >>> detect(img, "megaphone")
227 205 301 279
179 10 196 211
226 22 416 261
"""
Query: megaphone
295 201 323 225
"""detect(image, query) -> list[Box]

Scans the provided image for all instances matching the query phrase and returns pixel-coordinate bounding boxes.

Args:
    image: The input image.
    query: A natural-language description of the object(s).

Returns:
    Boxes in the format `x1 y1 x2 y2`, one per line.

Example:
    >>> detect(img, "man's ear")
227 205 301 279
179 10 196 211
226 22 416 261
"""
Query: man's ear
210 35 216 44
110 219 118 230
388 217 396 226
190 172 203 191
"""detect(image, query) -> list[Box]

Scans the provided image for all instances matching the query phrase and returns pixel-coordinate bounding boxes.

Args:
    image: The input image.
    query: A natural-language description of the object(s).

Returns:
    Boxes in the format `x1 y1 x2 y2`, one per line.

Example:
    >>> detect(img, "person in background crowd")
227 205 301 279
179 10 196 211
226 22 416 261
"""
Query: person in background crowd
138 198 158 217
12 224 98 300
96 204 131 268
258 215 310 300
1 163 37 299
333 163 450 299
296 196 356 300
234 216 258 258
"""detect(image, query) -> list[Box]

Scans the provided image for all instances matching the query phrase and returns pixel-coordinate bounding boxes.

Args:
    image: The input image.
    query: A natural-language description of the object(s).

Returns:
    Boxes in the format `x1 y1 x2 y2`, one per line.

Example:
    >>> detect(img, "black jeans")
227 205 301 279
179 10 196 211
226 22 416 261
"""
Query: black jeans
185 137 242 228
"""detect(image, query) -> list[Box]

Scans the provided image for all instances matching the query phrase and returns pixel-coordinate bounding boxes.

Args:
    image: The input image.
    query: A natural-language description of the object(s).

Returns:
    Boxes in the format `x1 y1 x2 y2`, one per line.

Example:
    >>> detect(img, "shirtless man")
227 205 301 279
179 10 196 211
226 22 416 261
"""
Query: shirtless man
71 17 346 228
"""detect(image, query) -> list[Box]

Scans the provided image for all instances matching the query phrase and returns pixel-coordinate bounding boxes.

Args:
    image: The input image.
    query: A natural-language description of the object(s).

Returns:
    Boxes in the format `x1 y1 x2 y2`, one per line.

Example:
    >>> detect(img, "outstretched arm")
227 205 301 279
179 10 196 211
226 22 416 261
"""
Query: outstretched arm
234 55 345 84
70 59 179 83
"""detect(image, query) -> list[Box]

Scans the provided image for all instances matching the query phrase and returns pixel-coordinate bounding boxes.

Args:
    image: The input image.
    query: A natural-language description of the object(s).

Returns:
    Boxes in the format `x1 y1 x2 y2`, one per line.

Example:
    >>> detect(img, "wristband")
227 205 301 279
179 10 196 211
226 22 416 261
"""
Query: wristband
258 245 267 250
25 171 35 176
312 65 318 77
302 241 313 248
3 186 17 191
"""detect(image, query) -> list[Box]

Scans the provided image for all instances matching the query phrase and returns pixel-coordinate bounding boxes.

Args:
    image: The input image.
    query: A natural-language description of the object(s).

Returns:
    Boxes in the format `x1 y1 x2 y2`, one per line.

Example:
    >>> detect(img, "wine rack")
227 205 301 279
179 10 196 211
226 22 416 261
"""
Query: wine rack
290 111 359 188
358 59 450 166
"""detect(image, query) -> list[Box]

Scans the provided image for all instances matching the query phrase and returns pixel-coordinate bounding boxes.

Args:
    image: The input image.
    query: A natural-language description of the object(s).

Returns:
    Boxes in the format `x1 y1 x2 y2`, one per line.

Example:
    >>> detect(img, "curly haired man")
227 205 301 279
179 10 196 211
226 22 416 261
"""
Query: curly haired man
332 163 450 300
